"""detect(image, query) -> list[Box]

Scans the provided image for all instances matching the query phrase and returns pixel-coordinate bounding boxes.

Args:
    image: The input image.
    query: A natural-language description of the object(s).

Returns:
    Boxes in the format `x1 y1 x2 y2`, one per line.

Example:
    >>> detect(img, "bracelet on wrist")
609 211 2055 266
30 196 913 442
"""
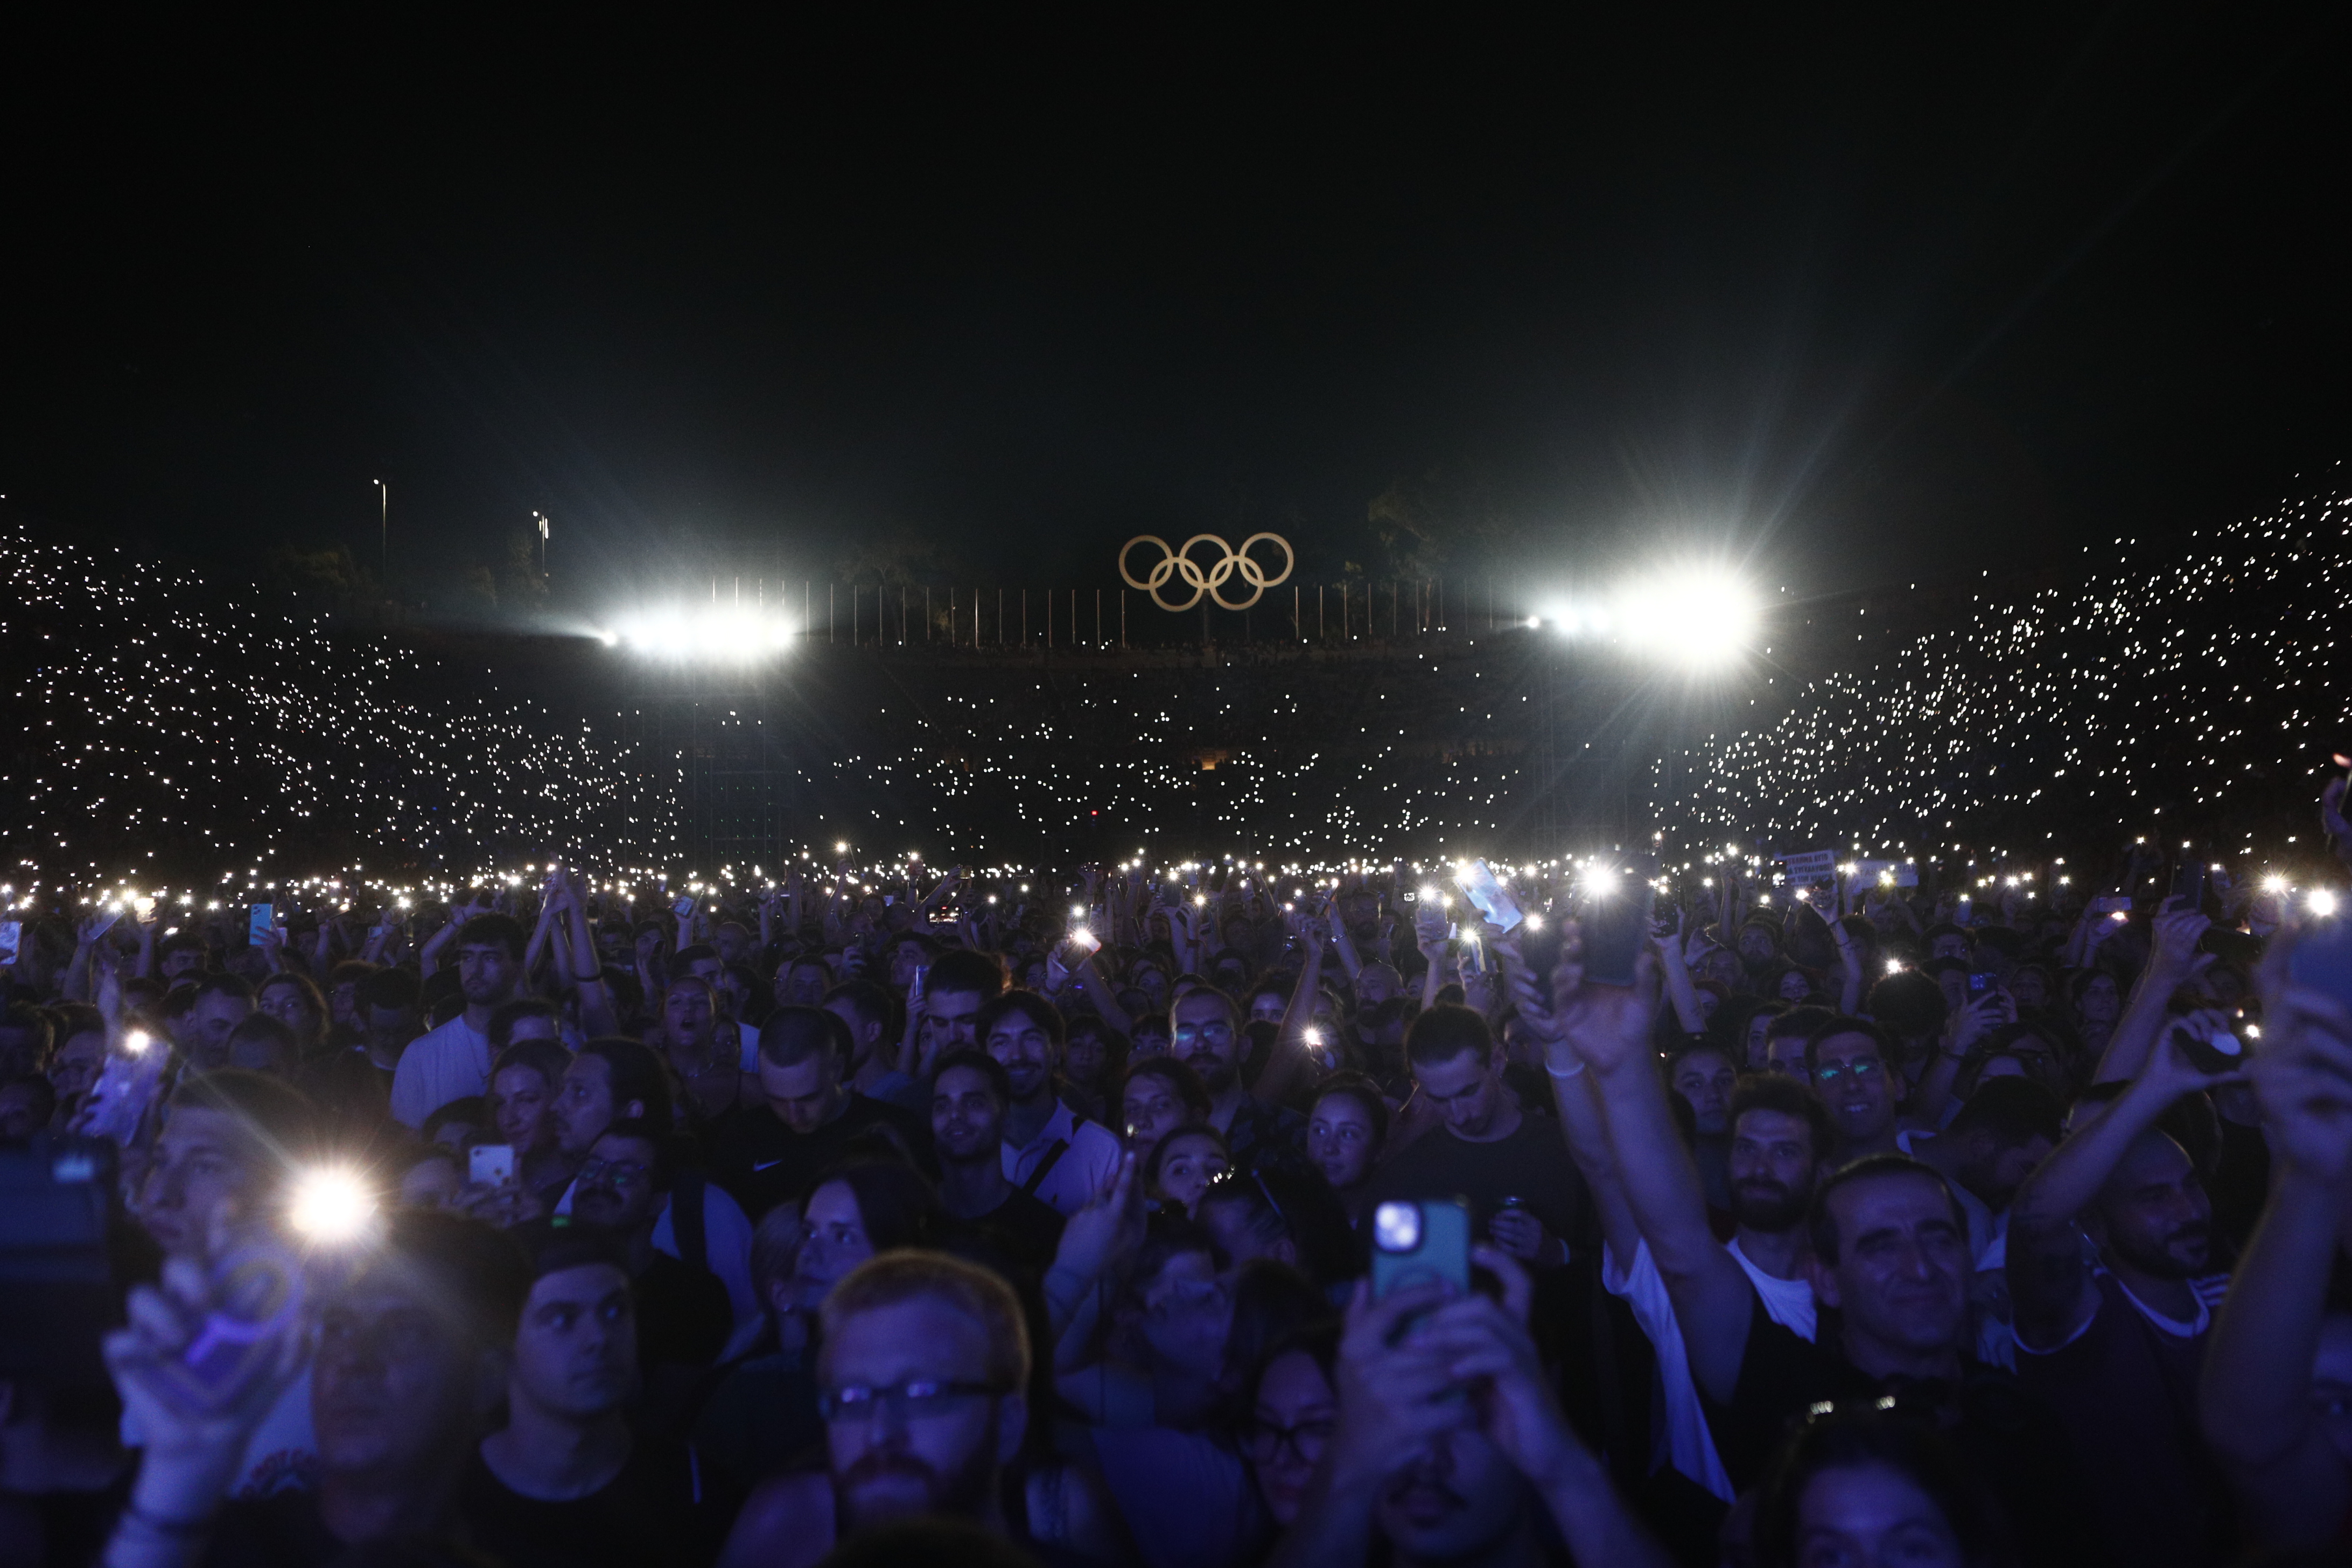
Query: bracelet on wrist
121 1504 215 1541
1544 1058 1586 1080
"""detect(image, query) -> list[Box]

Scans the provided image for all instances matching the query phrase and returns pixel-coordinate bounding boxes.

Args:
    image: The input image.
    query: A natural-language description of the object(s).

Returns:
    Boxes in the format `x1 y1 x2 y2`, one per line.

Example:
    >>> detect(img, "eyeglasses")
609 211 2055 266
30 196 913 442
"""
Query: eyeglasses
1173 1023 1234 1044
1811 1059 1884 1086
1241 1416 1333 1467
816 1380 1005 1424
576 1158 649 1189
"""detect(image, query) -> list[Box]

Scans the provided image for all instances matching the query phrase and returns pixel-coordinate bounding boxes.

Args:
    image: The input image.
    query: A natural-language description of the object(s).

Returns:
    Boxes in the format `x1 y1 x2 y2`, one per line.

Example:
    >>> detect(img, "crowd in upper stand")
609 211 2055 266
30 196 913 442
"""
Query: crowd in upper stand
9 805 2352 1568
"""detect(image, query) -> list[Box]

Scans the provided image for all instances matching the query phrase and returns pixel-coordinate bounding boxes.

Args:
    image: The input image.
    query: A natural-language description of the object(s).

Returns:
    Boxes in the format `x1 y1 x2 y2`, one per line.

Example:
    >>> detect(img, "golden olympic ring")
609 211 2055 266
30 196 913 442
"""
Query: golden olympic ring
1119 533 1295 612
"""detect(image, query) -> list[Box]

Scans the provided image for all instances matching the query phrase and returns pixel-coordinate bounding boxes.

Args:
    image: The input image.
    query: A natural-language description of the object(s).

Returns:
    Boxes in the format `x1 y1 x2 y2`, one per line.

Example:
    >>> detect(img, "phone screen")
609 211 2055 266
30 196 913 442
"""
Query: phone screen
468 1144 517 1188
247 904 275 944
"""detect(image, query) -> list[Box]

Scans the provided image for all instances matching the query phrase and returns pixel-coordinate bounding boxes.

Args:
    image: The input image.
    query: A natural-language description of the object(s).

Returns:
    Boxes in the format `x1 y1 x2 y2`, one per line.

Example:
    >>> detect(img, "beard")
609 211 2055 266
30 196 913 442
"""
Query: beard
1730 1176 1811 1233
2111 1222 2211 1282
1185 1049 1234 1093
835 1442 998 1534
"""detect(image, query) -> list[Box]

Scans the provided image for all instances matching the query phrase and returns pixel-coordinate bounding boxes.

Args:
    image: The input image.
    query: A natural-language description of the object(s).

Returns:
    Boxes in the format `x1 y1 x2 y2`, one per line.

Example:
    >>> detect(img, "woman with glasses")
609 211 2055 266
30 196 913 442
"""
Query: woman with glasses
1238 1326 1340 1529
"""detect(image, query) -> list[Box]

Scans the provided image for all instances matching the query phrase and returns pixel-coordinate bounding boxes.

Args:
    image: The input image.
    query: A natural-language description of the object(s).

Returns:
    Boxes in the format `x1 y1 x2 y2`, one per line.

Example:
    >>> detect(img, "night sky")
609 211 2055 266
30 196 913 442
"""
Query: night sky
6 8 2344 606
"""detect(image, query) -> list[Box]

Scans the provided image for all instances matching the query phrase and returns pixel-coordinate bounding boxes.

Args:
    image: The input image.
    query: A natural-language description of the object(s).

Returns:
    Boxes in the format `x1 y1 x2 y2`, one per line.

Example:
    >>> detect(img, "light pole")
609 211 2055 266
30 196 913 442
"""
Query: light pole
533 510 549 577
373 480 388 582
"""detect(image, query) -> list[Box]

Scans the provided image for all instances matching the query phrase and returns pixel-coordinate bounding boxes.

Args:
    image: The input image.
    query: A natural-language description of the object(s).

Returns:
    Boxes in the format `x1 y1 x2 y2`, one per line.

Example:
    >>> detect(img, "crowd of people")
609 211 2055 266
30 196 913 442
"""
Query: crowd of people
6 809 2352 1568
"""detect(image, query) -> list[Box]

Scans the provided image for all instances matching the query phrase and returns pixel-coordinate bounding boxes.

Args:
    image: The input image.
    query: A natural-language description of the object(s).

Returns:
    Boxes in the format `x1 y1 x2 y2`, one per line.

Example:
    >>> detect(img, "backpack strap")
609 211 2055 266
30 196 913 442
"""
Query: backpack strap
1020 1139 1074 1198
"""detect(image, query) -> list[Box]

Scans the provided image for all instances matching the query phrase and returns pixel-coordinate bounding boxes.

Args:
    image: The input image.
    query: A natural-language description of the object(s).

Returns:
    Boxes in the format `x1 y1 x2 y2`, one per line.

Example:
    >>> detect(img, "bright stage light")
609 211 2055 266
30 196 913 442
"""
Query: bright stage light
2311 889 2340 918
1614 568 1759 668
610 608 796 660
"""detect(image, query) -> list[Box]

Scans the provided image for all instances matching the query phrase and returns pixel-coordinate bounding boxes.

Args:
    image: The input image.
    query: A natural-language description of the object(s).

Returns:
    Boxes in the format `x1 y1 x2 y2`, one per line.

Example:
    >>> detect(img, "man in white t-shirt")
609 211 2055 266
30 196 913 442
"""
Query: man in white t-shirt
1505 946 1833 1500
1549 1010 1833 1498
390 913 526 1128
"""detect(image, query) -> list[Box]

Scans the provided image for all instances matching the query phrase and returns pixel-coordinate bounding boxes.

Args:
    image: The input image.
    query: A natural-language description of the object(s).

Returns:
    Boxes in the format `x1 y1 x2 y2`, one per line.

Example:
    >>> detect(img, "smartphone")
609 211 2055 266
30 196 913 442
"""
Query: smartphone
1370 1198 1471 1300
468 1144 517 1188
2088 895 2132 915
1581 862 1648 988
2168 1020 2246 1076
0 1139 120 1391
247 903 275 944
2169 862 2207 909
1452 859 1524 934
671 895 696 920
0 921 18 965
2289 917 2352 1011
1966 972 2001 999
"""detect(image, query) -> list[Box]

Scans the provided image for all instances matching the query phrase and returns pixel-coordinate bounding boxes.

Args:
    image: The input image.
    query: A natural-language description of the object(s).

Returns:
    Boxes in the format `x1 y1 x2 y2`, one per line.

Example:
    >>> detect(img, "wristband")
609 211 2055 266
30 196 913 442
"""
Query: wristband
1544 1059 1586 1080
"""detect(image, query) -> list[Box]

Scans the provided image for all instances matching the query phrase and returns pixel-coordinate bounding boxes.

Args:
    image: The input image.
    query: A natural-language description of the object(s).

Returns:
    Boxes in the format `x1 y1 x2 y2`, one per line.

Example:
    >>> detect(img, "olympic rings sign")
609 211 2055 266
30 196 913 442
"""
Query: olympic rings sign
1119 533 1296 612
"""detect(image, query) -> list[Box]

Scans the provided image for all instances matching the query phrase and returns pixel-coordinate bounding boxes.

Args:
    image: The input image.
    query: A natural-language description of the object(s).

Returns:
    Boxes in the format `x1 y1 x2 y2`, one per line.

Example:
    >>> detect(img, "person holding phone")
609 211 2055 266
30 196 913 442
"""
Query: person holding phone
1265 1248 1672 1568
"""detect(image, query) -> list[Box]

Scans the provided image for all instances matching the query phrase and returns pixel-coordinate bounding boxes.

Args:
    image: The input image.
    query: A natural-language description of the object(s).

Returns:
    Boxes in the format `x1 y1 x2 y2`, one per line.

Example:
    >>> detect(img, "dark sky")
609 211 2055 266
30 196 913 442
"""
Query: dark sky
6 8 2346 604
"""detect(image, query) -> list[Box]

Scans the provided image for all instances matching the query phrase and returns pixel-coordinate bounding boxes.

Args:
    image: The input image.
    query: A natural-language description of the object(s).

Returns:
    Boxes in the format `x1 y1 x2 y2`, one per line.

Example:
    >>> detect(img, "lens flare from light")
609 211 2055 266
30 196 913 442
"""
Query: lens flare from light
2311 889 2341 918
289 1167 378 1244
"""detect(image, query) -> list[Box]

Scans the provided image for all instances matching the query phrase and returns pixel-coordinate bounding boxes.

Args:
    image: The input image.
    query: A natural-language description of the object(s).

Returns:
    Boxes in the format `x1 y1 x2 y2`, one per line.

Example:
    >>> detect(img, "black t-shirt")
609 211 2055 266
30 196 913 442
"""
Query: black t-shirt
707 1094 934 1219
634 1252 733 1374
2013 1273 2235 1568
457 1439 739 1568
940 1186 1067 1277
1702 1291 2102 1568
1362 1112 1593 1254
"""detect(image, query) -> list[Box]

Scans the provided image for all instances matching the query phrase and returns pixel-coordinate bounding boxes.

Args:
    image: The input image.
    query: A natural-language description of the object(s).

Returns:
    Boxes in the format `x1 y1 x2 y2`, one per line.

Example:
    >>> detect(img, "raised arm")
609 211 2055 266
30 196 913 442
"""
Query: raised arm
2094 900 2211 1083
1498 938 1641 1268
1654 915 1707 1035
1560 953 1760 1405
2007 1035 2228 1348
2202 983 2352 1549
1253 925 1331 1110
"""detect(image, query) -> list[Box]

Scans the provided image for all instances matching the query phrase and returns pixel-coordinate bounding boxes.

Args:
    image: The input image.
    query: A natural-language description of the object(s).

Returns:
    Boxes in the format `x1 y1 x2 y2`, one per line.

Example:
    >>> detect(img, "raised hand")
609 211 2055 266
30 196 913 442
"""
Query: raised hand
2253 985 2352 1185
1052 1153 1143 1285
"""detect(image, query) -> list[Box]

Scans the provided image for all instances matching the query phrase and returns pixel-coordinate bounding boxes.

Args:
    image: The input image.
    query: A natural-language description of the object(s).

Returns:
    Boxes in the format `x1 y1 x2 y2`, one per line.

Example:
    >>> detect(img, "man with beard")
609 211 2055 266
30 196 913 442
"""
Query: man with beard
1266 1249 1674 1568
930 1049 1065 1273
2005 1031 2237 1567
981 991 1121 1218
390 914 526 1128
715 1254 1036 1567
1557 964 2094 1566
1170 987 1304 1176
1530 959 1832 1501
461 1232 737 1568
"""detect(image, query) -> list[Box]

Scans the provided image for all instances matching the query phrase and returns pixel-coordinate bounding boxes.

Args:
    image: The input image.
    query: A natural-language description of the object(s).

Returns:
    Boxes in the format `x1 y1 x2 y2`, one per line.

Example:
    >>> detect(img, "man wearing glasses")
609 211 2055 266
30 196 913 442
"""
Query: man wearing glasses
719 1252 1114 1564
1171 988 1304 1175
570 1121 732 1409
1804 1019 1908 1161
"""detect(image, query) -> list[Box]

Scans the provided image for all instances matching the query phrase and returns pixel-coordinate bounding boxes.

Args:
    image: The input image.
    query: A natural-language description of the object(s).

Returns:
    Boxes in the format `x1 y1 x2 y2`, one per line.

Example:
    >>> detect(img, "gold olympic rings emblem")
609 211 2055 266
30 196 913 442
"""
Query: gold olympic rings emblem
1119 533 1295 612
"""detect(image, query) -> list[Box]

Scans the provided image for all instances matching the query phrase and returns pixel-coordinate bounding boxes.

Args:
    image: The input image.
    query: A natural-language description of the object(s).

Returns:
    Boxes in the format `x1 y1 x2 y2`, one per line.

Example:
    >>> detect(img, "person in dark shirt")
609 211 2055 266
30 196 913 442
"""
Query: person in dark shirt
708 1006 930 1221
929 1049 1065 1276
1698 1156 2098 1568
2005 1032 2237 1567
461 1230 737 1568
1361 1005 1588 1268
97 1210 529 1568
569 1122 732 1402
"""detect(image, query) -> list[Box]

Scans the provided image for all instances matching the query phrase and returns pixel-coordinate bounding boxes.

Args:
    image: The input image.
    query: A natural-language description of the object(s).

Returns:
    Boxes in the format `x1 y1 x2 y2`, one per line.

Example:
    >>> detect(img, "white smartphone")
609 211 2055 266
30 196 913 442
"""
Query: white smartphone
468 1144 517 1188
